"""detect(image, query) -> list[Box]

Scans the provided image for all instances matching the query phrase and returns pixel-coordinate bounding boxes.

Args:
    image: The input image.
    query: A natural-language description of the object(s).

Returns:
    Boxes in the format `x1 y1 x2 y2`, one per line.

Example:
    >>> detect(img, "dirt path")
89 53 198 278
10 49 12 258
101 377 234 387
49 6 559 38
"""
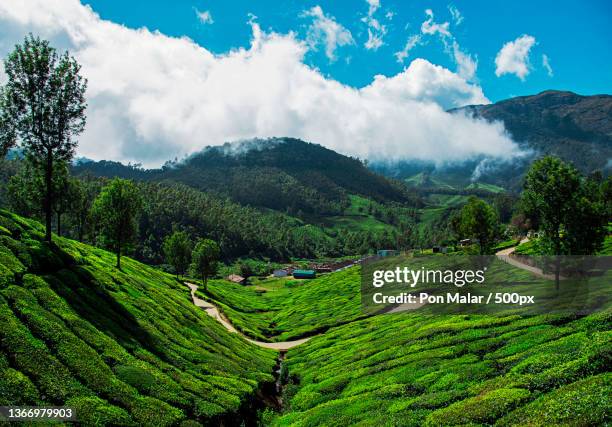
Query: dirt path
495 238 566 281
186 282 311 350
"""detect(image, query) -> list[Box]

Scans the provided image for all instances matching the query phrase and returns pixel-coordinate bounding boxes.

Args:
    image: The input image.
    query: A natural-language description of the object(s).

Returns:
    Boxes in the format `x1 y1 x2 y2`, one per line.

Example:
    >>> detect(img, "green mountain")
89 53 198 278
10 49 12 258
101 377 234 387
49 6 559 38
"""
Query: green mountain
0 210 276 425
74 138 416 216
459 90 612 173
374 91 612 191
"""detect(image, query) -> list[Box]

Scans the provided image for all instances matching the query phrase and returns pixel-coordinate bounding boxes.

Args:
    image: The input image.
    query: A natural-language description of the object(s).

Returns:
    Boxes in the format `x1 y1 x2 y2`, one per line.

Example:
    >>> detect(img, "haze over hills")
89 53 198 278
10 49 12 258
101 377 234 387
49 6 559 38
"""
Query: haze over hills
459 91 612 170
374 91 612 191
74 91 611 200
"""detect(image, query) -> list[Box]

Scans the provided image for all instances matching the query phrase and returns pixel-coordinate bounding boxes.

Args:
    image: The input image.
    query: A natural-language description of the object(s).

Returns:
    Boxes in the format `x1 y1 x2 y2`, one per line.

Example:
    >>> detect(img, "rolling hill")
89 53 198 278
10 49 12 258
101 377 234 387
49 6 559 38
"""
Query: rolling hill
74 138 417 216
0 210 277 425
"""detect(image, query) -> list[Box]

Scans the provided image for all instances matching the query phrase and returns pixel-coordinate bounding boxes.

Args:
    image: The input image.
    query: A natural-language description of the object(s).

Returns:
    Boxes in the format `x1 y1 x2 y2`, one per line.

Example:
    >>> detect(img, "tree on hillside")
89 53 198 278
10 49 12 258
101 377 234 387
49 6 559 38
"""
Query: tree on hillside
523 157 581 260
459 196 499 254
191 239 220 291
163 230 193 278
1 34 87 242
7 161 42 217
564 173 608 255
92 178 142 269
522 156 607 288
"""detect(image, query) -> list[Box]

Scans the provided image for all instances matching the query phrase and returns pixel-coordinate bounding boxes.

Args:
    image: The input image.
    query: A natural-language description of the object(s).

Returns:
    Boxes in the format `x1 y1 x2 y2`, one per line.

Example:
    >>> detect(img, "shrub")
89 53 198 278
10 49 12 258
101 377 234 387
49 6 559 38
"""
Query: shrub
66 396 133 426
498 373 611 426
424 388 531 426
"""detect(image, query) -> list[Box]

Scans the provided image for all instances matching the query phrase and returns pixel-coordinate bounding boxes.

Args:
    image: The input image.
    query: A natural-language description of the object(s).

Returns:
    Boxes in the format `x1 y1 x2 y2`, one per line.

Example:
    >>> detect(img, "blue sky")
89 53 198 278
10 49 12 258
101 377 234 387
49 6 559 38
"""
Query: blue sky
82 0 612 102
0 0 608 165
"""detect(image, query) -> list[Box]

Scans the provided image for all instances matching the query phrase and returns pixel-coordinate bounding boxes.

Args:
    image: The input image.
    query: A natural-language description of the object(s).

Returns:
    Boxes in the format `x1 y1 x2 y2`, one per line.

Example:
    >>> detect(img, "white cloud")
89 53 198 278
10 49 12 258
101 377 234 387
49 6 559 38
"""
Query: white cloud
0 0 522 167
302 5 354 61
542 53 553 77
394 34 421 63
385 11 395 20
421 9 451 38
495 34 536 80
195 9 213 25
452 41 477 81
362 0 387 51
414 9 477 81
448 5 463 26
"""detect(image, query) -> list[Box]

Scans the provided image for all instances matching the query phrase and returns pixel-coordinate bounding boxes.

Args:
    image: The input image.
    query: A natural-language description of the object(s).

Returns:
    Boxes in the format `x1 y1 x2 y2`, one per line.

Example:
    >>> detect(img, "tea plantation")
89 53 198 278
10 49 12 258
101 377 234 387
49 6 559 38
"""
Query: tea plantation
0 210 277 425
274 309 611 425
200 268 365 341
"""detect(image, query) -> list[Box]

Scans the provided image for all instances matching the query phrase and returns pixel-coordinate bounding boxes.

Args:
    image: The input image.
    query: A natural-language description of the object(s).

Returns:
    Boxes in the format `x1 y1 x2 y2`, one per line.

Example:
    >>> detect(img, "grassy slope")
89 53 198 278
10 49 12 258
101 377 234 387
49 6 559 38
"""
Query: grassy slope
275 310 611 426
218 255 612 425
268 252 612 426
316 195 395 233
199 267 365 342
466 182 505 193
0 210 276 425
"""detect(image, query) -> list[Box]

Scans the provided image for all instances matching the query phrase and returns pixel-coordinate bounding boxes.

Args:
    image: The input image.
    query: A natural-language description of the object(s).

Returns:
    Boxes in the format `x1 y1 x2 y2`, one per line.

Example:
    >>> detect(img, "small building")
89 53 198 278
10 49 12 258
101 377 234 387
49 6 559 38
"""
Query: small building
377 249 399 257
226 274 246 284
459 239 472 247
293 269 316 279
273 269 288 278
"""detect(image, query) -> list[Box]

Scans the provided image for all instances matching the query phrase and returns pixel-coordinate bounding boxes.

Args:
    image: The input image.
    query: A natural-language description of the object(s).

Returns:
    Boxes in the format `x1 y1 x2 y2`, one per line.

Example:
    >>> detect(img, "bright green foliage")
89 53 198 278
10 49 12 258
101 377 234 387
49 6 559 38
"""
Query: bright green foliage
458 196 499 254
522 156 607 255
0 210 276 425
273 309 611 426
162 230 192 277
200 267 364 341
1 35 87 242
92 178 143 269
190 238 220 290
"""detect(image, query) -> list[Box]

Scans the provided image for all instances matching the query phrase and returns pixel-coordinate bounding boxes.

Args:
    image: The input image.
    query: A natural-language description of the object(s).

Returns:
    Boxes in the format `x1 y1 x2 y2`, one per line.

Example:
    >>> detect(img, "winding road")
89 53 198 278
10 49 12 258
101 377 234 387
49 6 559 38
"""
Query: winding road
186 282 312 350
495 238 566 281
187 243 550 350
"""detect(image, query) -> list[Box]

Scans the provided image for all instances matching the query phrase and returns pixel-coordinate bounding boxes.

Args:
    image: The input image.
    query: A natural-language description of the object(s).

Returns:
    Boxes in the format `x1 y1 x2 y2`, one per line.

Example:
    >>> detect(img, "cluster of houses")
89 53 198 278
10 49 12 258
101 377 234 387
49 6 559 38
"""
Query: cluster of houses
226 249 407 284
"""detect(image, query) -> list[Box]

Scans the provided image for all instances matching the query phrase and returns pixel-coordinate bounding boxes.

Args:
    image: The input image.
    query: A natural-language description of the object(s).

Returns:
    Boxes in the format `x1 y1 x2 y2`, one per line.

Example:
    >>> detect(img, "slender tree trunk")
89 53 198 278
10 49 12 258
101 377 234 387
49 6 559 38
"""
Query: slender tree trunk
554 227 561 293
56 213 61 237
44 151 53 242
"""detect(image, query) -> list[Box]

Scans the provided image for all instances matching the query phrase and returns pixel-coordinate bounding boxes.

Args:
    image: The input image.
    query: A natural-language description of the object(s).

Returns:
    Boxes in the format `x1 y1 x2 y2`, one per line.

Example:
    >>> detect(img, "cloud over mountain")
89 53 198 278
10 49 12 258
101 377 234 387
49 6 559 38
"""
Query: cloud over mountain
0 0 522 167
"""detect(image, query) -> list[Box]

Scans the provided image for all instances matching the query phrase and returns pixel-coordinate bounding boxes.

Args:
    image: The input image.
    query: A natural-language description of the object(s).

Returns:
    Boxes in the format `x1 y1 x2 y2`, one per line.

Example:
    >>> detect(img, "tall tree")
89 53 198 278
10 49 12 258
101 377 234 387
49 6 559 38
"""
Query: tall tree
1 34 87 242
521 156 607 288
564 173 608 255
523 157 581 264
92 178 142 269
191 239 220 291
459 196 499 254
163 230 193 278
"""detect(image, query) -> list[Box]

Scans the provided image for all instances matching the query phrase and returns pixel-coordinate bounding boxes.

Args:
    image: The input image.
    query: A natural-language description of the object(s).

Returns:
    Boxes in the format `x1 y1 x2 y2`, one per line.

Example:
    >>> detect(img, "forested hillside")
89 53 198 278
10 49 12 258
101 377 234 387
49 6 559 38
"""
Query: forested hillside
74 138 418 215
